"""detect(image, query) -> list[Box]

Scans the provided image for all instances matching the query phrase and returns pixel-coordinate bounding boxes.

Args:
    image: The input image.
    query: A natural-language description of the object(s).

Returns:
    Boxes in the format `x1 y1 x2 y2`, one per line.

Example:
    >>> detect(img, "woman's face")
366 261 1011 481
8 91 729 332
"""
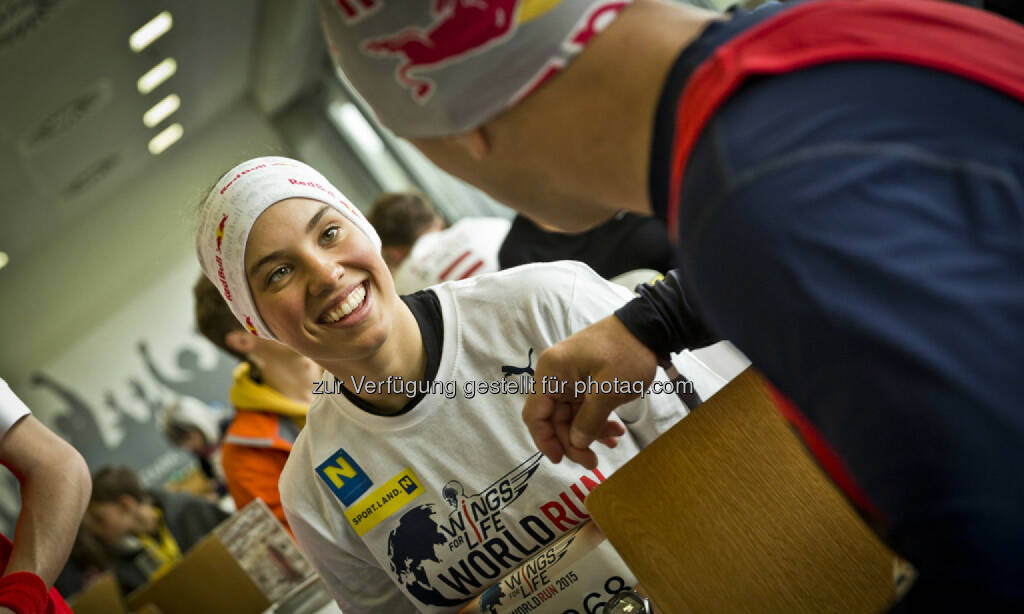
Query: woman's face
244 198 396 363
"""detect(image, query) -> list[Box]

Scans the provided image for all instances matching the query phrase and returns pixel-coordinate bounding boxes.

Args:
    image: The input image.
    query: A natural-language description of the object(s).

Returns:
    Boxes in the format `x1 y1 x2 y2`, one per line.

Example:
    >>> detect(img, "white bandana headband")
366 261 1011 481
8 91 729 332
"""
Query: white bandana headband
195 156 381 340
318 0 631 138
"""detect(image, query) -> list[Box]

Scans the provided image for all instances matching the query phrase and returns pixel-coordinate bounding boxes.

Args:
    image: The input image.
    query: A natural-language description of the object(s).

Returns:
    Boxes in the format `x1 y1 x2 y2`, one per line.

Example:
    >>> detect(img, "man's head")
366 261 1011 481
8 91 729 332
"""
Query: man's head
317 0 711 230
159 395 221 455
165 423 206 454
368 192 446 270
85 466 156 546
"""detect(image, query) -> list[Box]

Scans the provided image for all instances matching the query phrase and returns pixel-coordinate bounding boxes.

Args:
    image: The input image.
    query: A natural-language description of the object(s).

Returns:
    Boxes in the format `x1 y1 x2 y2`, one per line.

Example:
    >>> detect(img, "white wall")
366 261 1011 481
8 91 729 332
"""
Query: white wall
0 101 289 382
0 100 290 532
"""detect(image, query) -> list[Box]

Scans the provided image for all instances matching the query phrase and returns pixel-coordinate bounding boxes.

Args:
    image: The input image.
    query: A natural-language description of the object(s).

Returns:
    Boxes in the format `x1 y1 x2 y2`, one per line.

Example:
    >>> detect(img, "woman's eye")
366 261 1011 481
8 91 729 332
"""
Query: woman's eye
268 265 291 285
321 225 340 245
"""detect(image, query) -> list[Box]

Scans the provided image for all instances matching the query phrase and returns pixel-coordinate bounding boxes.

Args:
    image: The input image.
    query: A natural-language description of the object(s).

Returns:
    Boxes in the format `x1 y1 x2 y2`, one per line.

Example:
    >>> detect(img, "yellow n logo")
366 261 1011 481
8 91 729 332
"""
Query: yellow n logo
316 449 373 506
323 456 358 488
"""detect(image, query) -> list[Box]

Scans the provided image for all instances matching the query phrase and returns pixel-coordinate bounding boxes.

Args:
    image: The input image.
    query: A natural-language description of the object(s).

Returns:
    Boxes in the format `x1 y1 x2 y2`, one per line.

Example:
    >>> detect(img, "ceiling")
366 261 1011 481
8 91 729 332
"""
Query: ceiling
0 0 325 264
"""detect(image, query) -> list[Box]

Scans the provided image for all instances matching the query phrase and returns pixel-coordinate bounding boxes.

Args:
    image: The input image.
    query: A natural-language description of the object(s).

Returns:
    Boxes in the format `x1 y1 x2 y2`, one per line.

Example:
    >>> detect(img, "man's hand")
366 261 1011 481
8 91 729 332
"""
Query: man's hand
523 315 658 469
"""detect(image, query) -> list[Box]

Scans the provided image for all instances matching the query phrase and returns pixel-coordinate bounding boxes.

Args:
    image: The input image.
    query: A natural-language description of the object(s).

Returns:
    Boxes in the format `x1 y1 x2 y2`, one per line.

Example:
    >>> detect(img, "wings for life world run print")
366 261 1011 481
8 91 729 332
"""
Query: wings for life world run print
381 453 606 608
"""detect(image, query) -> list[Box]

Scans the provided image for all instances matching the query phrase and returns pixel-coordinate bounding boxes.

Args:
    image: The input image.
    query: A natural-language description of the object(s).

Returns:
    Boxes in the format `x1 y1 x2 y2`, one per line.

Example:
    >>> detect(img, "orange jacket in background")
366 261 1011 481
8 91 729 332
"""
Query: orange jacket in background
221 363 308 534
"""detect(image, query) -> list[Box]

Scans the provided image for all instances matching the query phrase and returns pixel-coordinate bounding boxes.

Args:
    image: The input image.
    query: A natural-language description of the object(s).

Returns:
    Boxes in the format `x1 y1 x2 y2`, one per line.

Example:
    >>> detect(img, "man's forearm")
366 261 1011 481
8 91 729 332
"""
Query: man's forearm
613 269 719 358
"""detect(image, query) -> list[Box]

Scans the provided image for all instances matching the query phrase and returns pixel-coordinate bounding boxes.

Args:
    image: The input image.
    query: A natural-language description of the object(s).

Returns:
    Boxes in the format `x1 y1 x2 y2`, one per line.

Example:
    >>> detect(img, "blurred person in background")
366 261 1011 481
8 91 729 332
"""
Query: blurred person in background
84 465 227 593
53 527 109 598
499 211 673 280
0 378 89 613
159 394 229 497
194 275 319 532
368 191 510 293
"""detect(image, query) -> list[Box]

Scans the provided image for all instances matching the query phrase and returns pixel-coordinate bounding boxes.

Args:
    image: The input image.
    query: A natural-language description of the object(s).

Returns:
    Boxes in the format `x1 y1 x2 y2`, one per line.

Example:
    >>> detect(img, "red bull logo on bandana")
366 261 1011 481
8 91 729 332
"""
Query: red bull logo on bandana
216 255 232 302
362 0 564 102
216 215 228 252
245 316 260 336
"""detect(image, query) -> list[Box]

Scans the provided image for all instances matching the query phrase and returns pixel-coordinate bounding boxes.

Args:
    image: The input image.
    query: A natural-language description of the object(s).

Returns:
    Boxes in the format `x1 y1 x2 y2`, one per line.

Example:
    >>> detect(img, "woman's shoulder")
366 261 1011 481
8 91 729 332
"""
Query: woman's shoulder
441 260 631 327
278 416 321 507
279 394 366 506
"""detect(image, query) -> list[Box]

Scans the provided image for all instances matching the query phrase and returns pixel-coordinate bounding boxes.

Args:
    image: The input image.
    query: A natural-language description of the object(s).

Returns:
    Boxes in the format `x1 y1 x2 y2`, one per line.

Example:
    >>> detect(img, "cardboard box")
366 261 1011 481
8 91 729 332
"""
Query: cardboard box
125 535 270 614
69 572 126 614
213 498 314 602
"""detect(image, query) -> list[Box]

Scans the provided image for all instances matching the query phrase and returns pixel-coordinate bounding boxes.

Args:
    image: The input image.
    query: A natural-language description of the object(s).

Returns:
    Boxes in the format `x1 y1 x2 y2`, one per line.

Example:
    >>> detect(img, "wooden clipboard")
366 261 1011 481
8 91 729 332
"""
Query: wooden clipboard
586 367 901 613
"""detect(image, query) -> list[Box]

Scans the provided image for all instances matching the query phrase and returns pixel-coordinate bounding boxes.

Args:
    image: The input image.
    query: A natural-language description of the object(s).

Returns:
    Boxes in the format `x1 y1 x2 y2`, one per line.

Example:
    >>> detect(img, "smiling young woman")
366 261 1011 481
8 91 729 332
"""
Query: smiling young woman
194 156 695 614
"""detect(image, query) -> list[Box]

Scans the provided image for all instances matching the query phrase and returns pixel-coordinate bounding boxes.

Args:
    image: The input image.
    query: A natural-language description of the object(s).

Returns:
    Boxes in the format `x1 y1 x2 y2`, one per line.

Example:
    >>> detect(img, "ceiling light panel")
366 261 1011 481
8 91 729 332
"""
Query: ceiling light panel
130 11 173 52
137 58 176 95
143 94 180 127
148 123 183 155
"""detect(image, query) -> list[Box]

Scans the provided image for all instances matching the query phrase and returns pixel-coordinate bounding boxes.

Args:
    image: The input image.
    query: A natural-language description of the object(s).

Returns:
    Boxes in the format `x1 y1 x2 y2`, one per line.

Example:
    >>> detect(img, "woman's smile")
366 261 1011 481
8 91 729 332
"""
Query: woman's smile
317 280 372 328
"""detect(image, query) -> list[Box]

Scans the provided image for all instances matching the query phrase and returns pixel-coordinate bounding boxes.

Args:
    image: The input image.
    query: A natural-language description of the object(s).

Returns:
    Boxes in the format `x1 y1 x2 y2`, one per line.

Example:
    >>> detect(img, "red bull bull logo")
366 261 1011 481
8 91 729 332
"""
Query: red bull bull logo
335 0 381 24
245 316 260 336
510 0 627 105
564 0 627 52
216 214 228 253
362 0 556 102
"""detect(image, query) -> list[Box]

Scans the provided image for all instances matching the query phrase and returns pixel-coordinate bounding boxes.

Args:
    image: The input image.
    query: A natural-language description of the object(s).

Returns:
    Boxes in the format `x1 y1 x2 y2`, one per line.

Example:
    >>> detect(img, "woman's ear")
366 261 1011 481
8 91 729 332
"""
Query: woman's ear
225 329 255 355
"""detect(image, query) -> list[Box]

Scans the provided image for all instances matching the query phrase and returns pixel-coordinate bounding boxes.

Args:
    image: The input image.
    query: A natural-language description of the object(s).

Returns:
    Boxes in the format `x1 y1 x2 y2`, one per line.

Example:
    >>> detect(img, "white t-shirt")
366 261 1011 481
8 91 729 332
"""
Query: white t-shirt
280 262 694 613
393 217 511 295
0 378 31 440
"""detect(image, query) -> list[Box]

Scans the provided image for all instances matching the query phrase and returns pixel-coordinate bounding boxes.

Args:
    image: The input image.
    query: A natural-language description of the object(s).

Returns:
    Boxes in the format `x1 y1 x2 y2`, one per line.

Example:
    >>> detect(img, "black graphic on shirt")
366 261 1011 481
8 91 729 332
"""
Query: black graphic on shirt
384 453 556 607
387 504 466 607
500 348 534 379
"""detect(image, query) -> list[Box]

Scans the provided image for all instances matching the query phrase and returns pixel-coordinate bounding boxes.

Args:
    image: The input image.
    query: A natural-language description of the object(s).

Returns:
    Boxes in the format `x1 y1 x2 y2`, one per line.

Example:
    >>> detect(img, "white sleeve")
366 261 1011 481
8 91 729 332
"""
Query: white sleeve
0 378 31 440
561 263 689 448
283 502 421 614
393 258 433 295
395 218 510 295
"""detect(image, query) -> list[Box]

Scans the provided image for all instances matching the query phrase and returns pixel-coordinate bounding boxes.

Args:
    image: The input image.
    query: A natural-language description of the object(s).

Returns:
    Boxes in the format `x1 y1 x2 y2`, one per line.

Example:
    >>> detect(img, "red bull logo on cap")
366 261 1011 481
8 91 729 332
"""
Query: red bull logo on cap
564 0 627 52
509 0 627 105
245 316 260 337
362 0 562 102
335 0 382 24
